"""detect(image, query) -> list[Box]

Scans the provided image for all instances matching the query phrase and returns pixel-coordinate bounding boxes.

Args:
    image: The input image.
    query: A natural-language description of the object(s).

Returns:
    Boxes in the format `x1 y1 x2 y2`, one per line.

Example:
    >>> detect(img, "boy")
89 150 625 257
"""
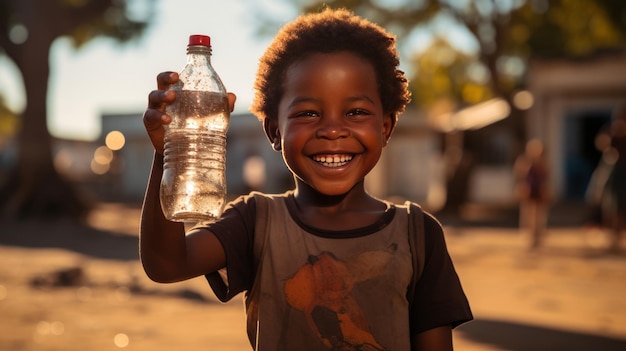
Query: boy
141 8 472 350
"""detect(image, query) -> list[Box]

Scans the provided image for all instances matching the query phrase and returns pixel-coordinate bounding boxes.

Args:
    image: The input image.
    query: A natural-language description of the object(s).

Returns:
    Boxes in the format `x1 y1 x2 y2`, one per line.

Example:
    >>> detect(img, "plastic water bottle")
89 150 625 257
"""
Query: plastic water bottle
160 34 229 223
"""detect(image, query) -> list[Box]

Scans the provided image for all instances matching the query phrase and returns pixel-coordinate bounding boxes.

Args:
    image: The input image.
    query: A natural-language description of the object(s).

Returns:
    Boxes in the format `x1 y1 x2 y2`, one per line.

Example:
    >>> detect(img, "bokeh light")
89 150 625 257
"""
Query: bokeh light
53 149 73 173
91 158 111 175
94 146 113 165
114 333 130 348
35 321 65 336
105 131 126 151
243 155 266 190
513 90 534 110
9 23 28 44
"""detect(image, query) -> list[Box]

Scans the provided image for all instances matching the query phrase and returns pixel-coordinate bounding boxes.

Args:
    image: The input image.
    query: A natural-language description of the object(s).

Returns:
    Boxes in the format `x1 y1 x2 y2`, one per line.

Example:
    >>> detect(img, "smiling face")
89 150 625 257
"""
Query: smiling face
265 52 396 196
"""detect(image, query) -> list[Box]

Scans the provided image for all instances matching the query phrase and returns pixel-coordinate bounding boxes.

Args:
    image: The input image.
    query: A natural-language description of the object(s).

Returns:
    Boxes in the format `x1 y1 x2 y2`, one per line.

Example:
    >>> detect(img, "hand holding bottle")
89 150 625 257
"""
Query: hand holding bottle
143 71 236 156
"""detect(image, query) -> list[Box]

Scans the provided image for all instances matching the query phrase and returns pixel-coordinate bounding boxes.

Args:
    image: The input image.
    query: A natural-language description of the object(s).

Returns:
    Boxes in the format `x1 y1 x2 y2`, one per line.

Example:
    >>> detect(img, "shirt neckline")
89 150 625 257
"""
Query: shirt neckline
283 192 396 239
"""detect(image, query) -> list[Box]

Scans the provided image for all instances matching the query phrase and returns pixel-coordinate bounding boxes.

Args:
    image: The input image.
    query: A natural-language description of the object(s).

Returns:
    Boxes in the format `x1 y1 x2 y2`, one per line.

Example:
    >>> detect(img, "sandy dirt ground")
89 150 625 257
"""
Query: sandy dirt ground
1 202 626 351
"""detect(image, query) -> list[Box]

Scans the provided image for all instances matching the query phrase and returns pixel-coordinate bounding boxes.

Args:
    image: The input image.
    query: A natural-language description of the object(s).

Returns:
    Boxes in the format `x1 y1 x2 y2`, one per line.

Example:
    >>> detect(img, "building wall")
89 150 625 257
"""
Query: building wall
368 113 445 211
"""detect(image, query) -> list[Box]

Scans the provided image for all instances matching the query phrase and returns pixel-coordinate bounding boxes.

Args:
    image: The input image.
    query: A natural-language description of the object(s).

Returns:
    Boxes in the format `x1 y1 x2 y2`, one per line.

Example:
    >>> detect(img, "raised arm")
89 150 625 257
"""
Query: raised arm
139 72 235 283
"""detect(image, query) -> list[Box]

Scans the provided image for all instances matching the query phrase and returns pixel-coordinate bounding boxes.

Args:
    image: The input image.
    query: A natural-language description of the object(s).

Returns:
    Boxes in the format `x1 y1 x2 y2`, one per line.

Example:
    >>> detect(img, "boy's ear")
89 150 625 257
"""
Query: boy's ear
263 118 281 151
383 113 398 145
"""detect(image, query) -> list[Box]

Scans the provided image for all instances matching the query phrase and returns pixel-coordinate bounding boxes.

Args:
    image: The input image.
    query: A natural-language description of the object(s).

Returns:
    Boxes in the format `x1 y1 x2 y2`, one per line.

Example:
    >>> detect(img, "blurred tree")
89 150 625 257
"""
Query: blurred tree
409 38 493 112
0 94 19 187
0 0 155 220
284 0 626 110
0 95 18 142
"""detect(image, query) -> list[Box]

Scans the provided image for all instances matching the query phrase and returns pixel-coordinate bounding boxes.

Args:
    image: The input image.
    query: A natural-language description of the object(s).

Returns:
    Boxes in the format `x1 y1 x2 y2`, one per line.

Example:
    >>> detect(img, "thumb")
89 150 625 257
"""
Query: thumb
227 93 237 112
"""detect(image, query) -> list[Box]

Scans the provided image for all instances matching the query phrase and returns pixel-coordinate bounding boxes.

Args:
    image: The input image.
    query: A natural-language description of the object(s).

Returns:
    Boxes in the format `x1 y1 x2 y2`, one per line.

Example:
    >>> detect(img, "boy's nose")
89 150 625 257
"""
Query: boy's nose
315 116 349 139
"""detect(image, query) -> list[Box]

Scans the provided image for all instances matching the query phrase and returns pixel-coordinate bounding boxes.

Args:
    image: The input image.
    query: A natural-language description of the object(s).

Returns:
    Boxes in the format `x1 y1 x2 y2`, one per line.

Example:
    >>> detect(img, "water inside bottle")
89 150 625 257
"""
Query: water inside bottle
161 132 227 223
160 90 229 223
166 90 229 131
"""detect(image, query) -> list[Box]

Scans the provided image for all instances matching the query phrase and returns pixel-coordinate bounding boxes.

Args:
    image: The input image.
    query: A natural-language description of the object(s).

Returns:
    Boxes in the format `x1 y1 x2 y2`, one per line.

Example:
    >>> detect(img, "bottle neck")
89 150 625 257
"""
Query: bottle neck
186 45 212 64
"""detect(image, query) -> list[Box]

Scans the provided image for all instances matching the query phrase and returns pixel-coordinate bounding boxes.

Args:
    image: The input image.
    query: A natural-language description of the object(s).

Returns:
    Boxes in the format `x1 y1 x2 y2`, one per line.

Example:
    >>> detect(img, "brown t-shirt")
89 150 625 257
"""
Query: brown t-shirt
206 192 472 350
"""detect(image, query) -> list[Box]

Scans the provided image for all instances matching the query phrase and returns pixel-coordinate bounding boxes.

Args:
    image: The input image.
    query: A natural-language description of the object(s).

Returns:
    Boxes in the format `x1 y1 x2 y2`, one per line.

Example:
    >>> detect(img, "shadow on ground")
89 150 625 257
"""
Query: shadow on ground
457 318 626 351
0 219 138 261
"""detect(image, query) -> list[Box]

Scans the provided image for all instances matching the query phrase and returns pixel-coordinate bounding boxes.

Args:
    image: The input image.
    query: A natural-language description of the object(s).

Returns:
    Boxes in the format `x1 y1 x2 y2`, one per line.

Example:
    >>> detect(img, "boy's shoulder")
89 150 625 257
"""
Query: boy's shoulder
249 190 292 200
229 190 292 207
244 190 292 209
394 200 443 233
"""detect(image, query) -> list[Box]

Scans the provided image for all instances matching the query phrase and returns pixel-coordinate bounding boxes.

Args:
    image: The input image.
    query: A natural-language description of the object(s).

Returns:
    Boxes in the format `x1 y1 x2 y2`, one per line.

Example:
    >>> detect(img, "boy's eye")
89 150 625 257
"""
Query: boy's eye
293 111 319 118
347 109 370 117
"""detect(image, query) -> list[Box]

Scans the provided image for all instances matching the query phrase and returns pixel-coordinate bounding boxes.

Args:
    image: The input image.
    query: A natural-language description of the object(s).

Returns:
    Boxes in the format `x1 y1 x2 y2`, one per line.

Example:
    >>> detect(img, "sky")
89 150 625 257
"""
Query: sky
0 0 473 141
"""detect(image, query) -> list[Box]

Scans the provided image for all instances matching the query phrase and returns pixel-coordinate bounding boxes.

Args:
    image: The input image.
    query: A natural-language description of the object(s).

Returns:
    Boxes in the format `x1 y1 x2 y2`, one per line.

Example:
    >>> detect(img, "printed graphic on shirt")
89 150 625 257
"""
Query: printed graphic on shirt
284 244 398 350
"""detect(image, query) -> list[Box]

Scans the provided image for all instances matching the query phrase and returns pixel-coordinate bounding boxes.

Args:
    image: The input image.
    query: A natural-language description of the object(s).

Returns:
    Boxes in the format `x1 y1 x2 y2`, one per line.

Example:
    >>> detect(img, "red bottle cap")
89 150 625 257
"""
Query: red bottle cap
188 34 211 47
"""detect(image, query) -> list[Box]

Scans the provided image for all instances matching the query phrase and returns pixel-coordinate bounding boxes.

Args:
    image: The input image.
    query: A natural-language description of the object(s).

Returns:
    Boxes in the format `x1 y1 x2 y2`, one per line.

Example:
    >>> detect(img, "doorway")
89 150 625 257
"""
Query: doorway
562 109 612 200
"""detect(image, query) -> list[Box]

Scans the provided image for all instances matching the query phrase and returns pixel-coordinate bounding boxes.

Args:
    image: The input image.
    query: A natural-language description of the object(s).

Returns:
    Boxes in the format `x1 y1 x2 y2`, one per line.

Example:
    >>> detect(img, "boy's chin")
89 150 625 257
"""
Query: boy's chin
306 182 364 198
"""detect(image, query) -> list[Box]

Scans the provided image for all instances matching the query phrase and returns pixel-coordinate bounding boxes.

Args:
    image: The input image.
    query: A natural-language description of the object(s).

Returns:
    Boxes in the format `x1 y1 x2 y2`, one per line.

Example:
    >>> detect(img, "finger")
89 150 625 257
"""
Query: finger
143 110 167 155
156 71 178 90
148 90 176 111
227 93 237 112
143 108 170 130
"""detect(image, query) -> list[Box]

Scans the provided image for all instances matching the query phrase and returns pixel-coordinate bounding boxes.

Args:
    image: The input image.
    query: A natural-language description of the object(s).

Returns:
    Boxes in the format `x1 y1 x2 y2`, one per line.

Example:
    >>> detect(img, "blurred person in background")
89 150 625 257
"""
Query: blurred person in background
514 139 551 249
606 103 626 252
584 124 617 248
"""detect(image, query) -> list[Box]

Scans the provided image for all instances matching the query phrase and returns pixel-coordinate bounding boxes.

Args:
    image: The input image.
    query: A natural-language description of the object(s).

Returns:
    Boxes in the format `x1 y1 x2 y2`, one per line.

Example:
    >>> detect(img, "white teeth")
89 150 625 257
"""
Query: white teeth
314 155 353 167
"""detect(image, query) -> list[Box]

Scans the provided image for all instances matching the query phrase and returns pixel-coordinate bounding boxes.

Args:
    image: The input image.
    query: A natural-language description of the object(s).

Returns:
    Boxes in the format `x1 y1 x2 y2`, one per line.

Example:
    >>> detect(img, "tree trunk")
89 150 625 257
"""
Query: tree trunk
0 31 90 221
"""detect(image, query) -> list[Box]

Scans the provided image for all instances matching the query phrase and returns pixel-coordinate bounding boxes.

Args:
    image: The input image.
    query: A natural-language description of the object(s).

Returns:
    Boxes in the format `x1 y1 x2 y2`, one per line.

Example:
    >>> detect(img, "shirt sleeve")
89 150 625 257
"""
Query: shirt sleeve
410 213 473 333
202 194 256 302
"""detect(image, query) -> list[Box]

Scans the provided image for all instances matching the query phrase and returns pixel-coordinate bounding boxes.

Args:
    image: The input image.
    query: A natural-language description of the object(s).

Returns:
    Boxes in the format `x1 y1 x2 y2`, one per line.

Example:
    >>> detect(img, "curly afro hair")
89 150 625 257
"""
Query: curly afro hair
250 8 411 122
